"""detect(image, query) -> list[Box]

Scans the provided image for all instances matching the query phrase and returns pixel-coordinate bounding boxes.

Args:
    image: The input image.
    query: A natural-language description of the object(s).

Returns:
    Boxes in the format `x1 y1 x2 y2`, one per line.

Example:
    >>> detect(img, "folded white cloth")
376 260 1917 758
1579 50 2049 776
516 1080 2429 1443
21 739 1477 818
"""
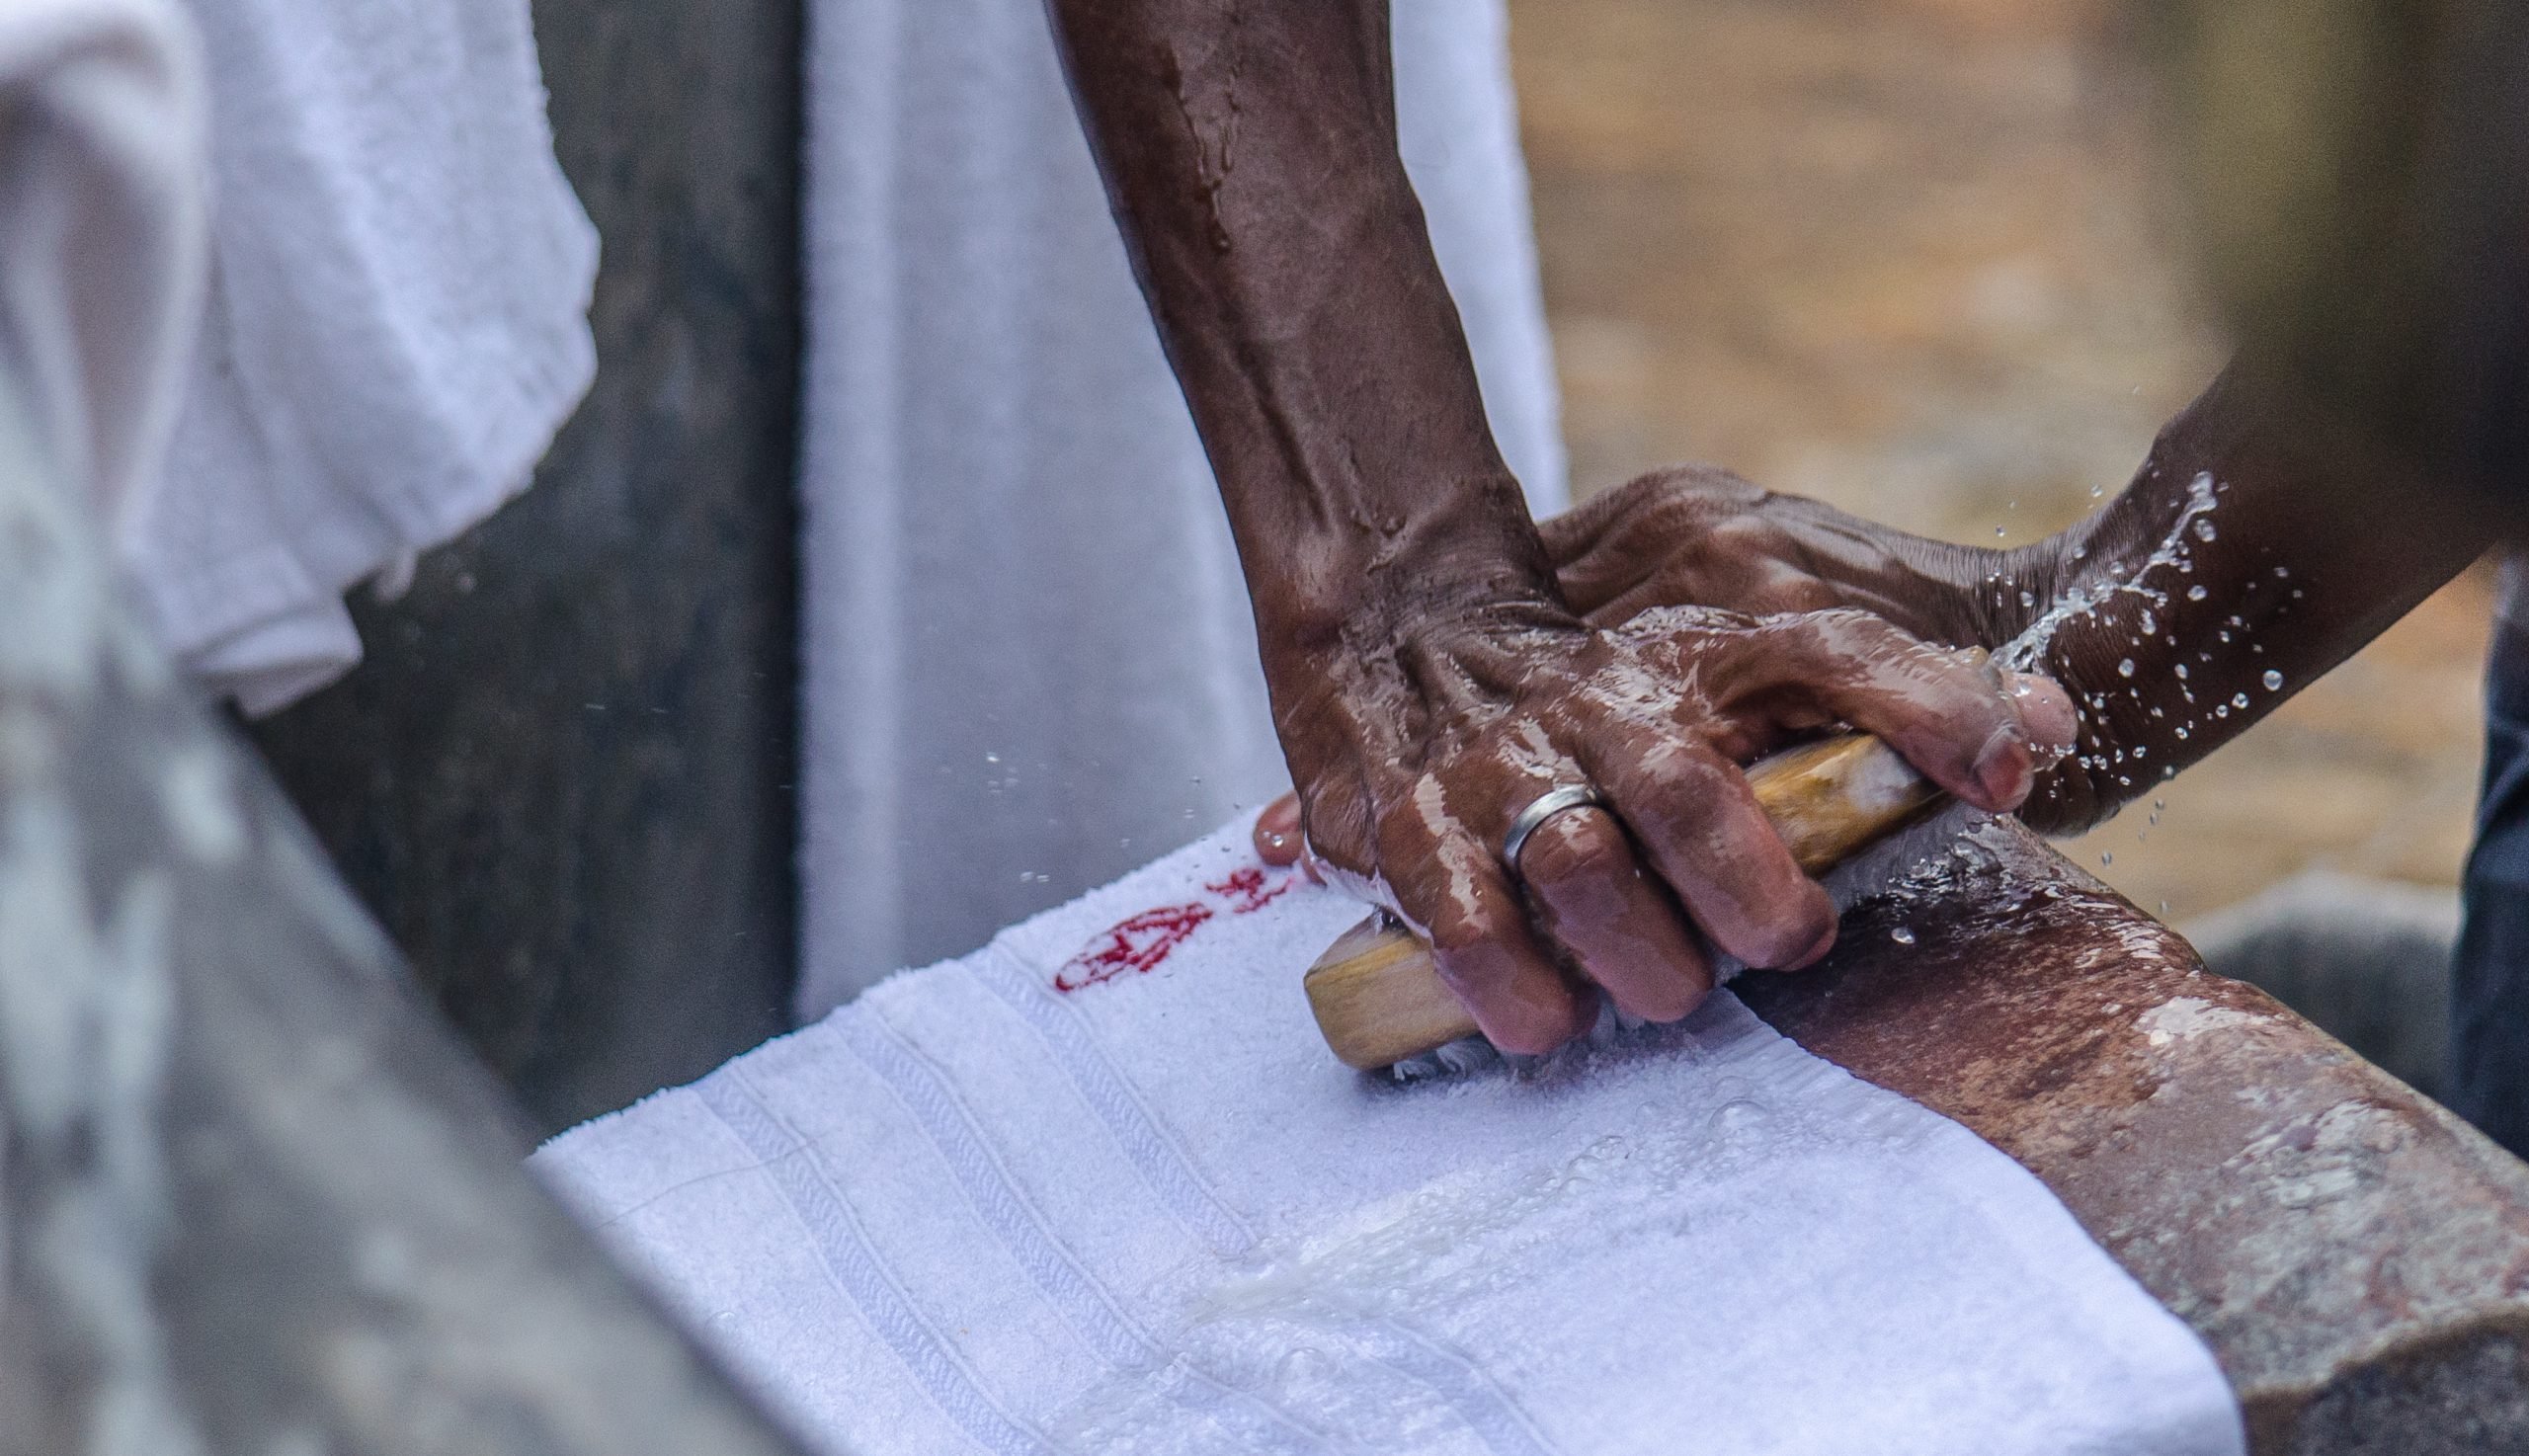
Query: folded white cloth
798 0 1569 1012
121 0 598 714
540 818 2246 1456
0 0 203 530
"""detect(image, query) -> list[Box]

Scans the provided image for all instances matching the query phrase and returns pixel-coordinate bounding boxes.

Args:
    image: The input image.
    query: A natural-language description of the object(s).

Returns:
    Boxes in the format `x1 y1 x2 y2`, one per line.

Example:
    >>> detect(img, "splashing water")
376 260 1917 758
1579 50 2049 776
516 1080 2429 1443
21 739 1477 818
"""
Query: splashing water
1999 472 2220 673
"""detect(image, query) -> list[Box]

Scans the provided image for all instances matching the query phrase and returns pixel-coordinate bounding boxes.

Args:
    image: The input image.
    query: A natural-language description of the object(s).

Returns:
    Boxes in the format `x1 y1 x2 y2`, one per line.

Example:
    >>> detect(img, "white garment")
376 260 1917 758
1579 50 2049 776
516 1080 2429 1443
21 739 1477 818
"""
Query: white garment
539 817 2246 1456
122 0 598 714
0 0 202 528
799 0 1568 1015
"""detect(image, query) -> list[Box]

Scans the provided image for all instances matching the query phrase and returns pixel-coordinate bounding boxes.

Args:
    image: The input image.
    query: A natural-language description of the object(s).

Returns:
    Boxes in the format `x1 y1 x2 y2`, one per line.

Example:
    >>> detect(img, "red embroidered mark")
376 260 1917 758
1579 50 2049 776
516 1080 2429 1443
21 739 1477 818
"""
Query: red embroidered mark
1206 865 1293 915
1054 903 1215 992
1053 861 1303 993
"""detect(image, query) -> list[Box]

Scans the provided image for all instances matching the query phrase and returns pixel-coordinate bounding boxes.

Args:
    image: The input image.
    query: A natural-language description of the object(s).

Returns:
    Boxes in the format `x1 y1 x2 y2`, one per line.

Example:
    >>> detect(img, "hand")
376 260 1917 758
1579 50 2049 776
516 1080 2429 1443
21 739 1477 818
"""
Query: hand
1046 0 2064 1054
1539 463 2009 645
1254 582 2072 1055
1256 467 2012 873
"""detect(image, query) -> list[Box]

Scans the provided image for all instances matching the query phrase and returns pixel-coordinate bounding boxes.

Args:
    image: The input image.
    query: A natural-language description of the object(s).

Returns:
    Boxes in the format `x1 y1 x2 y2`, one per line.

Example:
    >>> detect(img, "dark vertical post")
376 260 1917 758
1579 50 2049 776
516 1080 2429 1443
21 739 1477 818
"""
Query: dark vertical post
244 0 807 1132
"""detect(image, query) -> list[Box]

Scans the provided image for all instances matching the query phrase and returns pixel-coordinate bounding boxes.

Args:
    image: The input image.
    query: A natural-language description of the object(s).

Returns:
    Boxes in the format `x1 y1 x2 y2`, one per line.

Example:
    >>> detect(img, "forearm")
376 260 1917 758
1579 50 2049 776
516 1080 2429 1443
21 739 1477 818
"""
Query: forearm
1043 0 1546 660
1999 366 2494 832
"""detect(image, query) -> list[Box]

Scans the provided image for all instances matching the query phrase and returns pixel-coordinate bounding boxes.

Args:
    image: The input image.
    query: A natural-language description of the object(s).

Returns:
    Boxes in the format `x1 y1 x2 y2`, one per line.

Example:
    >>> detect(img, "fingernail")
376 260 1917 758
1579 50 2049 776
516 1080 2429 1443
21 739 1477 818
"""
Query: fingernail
1787 919 1837 971
1973 724 2031 806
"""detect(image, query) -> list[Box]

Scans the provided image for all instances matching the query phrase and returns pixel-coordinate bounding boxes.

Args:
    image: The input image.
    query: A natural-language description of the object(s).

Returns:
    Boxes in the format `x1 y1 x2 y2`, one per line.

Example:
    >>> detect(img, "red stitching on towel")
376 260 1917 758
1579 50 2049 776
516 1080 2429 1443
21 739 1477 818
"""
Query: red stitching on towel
1205 865 1292 915
1054 903 1215 992
1053 862 1301 993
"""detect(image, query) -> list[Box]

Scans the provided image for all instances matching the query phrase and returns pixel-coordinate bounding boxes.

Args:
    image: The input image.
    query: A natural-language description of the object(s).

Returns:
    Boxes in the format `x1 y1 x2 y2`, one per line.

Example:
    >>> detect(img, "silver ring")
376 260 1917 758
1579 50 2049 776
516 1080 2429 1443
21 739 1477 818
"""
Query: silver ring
1501 784 1607 871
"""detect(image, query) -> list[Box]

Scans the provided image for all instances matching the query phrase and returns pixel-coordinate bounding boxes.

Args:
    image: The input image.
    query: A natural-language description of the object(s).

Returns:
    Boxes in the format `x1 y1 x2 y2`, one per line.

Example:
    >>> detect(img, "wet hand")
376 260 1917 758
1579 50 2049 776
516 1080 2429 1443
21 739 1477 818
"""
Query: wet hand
1541 463 2009 648
1260 588 2071 1056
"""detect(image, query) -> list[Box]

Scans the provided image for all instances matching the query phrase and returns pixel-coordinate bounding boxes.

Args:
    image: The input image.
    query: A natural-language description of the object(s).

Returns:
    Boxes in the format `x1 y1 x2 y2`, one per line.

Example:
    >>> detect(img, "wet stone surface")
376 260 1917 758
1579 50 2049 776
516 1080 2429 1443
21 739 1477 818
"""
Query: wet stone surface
1737 821 2529 1455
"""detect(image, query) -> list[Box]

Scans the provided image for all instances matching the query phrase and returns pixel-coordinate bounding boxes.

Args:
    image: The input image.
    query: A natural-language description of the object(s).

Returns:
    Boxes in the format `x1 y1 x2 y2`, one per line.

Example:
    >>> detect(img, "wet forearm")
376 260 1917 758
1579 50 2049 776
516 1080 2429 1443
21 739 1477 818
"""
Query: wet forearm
1042 0 1548 666
1999 367 2493 832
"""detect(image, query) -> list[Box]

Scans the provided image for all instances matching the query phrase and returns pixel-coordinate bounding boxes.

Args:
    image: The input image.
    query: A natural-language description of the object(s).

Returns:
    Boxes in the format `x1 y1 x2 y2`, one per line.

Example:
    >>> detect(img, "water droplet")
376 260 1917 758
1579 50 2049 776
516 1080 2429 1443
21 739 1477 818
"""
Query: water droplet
2173 664 2188 680
2187 584 2208 602
2193 519 2217 541
1890 926 1916 945
2174 726 2189 739
2018 590 2035 609
1276 1347 1334 1393
1995 526 2007 538
2117 658 2135 679
1708 1099 1773 1140
2262 669 2284 690
2100 851 2115 866
2231 692 2249 709
2139 609 2158 634
985 753 1000 764
2089 484 2105 499
2273 565 2291 579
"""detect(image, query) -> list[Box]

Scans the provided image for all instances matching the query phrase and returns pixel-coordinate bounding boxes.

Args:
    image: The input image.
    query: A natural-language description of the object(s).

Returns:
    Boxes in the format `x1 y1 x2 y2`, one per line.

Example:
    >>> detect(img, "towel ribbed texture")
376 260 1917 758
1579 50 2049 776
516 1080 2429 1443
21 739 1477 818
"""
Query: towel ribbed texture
541 818 2246 1456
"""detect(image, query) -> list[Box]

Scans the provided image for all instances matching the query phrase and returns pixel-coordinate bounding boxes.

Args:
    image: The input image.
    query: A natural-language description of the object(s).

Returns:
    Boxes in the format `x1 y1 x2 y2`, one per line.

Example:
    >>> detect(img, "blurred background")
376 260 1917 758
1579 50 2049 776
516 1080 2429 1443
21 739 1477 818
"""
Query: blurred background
1507 0 2492 931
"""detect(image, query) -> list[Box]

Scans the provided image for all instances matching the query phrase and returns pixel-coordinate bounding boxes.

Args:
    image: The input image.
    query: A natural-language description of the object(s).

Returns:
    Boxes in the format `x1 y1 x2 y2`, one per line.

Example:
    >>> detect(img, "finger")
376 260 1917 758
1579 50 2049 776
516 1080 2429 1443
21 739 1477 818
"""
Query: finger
1254 793 1305 865
1722 611 2043 812
1296 767 1377 880
1515 805 1716 1021
1578 732 1837 971
1534 473 1655 567
2003 671 2078 764
1376 785 1593 1055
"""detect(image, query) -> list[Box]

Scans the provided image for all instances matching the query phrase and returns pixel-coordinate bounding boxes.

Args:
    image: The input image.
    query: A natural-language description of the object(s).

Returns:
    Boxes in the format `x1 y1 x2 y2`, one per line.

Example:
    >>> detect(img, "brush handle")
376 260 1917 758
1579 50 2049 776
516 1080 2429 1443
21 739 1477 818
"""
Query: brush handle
1302 733 1941 1069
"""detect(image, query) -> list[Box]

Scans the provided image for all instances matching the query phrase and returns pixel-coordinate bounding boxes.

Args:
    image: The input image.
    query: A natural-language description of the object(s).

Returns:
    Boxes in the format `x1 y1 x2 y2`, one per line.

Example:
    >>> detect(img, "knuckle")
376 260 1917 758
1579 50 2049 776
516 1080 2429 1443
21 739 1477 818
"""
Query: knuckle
1298 790 1378 874
1423 893 1517 957
1701 515 1780 558
1770 605 1893 659
1609 469 1692 511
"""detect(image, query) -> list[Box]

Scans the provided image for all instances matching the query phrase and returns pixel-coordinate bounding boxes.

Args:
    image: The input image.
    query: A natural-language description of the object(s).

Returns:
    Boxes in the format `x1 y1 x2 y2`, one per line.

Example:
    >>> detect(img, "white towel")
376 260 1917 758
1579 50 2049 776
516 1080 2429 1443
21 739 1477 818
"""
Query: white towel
0 0 203 531
121 0 598 715
799 0 1568 1014
539 818 2246 1456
